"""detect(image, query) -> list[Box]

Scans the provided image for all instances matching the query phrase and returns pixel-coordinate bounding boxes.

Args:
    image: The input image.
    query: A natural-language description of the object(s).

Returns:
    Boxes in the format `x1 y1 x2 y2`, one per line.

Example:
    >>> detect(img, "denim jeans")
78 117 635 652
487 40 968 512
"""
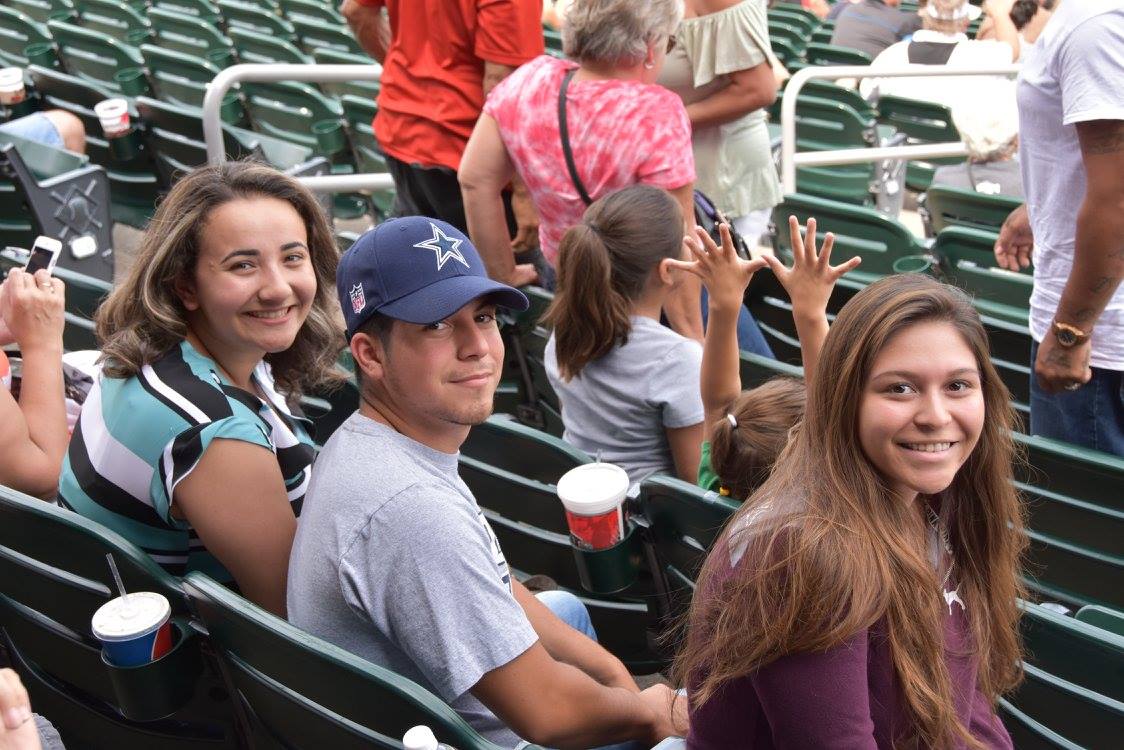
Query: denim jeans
700 288 776 359
515 591 648 750
1028 342 1124 457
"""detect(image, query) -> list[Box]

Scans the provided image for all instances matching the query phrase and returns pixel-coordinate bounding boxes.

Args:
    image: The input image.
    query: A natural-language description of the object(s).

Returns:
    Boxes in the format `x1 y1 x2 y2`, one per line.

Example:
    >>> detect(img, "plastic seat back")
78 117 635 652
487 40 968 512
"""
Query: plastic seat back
0 7 53 67
147 8 233 59
319 50 380 99
46 19 144 92
9 0 77 23
767 5 819 34
151 0 221 25
877 94 961 191
1021 601 1124 702
183 572 519 750
931 226 1030 325
924 184 1023 235
1076 606 1124 638
0 484 238 746
292 15 366 56
804 41 871 66
795 95 877 151
228 26 310 65
217 0 296 41
241 79 343 152
74 0 149 39
278 0 344 24
140 44 232 110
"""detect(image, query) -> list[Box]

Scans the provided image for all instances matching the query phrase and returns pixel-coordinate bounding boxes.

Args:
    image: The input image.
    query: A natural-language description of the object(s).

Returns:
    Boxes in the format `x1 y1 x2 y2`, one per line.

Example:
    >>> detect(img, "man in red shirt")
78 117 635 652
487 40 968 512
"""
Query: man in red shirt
341 0 544 243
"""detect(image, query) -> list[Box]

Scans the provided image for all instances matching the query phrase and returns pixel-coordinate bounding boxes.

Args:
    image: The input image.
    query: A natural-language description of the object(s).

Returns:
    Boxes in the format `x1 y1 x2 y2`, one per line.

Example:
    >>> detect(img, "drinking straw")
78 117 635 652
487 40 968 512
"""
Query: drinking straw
105 553 129 601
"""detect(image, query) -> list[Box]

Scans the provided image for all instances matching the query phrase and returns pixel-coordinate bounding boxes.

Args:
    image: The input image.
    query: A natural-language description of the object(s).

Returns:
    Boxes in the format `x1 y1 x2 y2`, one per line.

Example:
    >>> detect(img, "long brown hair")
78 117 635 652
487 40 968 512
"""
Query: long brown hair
710 377 806 500
544 185 683 380
96 161 344 397
674 275 1026 748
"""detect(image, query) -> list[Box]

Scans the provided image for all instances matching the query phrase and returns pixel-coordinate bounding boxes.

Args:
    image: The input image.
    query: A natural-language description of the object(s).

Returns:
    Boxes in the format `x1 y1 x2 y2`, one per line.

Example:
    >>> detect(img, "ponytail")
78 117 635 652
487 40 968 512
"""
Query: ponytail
544 185 684 380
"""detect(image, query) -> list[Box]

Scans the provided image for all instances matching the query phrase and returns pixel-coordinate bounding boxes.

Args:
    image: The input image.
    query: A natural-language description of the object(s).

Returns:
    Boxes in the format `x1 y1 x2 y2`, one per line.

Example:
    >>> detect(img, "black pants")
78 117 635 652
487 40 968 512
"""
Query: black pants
385 153 470 232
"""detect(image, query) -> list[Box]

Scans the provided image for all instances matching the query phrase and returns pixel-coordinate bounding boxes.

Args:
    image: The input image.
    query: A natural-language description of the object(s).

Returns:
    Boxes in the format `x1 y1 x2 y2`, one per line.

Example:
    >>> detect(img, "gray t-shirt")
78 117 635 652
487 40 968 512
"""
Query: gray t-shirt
287 413 537 748
830 0 922 60
545 316 704 483
1018 0 1124 369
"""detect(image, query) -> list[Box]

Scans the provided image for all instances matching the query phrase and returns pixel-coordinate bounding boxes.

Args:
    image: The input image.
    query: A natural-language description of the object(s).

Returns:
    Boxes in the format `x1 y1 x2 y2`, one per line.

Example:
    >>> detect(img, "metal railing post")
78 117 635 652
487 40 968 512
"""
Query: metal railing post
779 63 1021 193
202 63 395 193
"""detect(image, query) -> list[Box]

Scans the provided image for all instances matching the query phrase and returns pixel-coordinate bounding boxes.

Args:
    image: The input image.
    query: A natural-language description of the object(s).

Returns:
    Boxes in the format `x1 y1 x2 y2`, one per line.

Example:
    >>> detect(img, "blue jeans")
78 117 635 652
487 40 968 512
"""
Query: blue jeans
524 591 646 750
700 288 775 359
0 112 63 148
1029 342 1124 457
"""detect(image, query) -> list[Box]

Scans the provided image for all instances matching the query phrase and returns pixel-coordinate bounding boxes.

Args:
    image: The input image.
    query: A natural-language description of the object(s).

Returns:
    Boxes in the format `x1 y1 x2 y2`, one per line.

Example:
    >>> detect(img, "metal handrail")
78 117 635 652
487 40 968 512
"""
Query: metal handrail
780 63 1020 193
202 63 394 193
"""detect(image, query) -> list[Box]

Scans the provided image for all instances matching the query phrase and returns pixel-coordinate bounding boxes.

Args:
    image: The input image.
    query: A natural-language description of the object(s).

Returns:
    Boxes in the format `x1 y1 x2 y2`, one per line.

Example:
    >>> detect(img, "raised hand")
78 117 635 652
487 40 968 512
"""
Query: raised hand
0 269 65 354
666 223 767 314
0 668 41 750
763 215 861 324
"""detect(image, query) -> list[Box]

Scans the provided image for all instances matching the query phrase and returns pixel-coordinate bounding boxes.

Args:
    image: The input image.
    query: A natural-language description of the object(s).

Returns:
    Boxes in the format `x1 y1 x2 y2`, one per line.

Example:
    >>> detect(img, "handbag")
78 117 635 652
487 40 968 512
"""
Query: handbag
557 68 752 259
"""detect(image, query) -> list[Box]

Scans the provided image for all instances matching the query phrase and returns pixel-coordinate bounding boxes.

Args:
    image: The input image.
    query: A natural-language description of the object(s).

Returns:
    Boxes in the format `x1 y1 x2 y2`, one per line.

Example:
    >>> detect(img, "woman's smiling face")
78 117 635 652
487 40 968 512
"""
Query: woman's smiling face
858 320 986 504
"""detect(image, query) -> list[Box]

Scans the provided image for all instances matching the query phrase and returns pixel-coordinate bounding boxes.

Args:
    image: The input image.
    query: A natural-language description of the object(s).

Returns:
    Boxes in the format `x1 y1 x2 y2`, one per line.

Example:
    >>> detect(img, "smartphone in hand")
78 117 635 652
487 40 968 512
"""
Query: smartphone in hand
24 235 61 275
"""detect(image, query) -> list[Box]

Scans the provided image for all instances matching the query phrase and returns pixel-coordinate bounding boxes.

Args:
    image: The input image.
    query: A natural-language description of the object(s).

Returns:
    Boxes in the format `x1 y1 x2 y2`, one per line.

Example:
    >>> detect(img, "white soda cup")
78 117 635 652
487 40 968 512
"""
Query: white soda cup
556 462 630 550
0 68 25 106
94 98 130 137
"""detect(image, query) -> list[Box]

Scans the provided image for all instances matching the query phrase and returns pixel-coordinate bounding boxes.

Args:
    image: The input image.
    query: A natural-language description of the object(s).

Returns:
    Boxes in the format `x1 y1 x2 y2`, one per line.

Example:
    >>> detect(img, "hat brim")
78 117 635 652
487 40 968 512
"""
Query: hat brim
376 275 530 325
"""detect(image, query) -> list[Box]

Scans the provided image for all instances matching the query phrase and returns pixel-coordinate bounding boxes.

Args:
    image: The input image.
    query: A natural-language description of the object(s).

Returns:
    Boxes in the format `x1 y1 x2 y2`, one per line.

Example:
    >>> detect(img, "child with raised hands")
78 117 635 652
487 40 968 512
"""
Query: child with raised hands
669 216 860 498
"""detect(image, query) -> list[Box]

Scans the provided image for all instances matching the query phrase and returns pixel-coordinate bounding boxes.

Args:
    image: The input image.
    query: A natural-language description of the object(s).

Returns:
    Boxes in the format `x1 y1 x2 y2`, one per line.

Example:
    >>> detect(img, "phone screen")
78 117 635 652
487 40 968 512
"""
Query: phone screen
25 246 55 275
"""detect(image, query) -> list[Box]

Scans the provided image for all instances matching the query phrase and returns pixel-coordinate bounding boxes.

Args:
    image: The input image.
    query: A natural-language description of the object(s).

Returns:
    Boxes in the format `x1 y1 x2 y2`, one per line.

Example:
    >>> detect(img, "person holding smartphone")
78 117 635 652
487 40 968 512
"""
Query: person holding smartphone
0 260 68 499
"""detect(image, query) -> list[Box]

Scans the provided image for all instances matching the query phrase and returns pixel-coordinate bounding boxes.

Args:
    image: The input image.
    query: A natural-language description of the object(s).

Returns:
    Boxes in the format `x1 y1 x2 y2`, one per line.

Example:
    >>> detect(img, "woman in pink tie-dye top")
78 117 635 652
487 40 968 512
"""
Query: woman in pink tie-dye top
459 0 703 338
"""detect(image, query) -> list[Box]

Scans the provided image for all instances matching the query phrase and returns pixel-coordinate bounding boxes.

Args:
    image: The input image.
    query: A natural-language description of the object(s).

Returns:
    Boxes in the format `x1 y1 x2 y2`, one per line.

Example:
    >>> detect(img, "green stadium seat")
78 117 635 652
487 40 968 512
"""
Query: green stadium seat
0 484 239 747
876 94 961 192
543 27 563 54
811 20 835 45
218 0 298 42
278 0 345 25
767 20 808 55
151 0 222 26
463 414 590 486
1014 432 1124 518
769 36 801 68
147 8 234 60
501 285 564 436
229 26 311 65
455 445 664 673
241 79 343 149
0 7 53 67
804 42 872 67
140 44 238 111
1003 662 1124 748
0 247 111 349
771 193 927 282
1021 601 1124 703
999 700 1084 750
292 16 366 56
767 5 820 35
639 474 738 622
340 94 394 219
74 0 149 41
931 226 1030 326
27 64 161 228
1076 606 1124 638
45 19 145 93
315 48 380 100
1023 529 1124 610
922 184 1023 236
798 79 878 121
738 350 803 387
183 572 530 750
8 0 77 24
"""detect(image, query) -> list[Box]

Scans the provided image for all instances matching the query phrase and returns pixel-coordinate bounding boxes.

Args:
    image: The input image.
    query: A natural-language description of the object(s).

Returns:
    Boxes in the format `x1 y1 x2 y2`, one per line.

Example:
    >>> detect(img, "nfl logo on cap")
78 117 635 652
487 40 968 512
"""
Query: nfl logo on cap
349 283 365 315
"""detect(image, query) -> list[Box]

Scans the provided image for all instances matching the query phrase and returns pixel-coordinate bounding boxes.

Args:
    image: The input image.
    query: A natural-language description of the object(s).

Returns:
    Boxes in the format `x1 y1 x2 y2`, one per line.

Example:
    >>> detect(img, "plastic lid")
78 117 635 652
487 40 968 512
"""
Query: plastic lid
0 68 22 91
91 592 171 642
556 462 630 516
94 98 128 117
402 725 438 750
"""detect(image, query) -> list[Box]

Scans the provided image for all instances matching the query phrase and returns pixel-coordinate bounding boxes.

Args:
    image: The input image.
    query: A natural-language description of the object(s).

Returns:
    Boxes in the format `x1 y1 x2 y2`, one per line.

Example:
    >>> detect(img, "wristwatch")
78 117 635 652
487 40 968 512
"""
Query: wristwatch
1052 320 1091 348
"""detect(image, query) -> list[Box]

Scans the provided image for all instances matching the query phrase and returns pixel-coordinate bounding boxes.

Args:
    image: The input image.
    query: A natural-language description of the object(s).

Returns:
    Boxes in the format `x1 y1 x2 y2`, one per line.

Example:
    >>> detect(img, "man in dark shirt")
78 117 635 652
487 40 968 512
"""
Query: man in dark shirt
830 0 922 59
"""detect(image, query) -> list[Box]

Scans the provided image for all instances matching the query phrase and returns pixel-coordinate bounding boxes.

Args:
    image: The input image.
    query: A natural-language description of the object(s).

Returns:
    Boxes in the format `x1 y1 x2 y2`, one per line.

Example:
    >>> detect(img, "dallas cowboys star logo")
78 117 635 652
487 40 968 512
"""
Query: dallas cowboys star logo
413 222 471 271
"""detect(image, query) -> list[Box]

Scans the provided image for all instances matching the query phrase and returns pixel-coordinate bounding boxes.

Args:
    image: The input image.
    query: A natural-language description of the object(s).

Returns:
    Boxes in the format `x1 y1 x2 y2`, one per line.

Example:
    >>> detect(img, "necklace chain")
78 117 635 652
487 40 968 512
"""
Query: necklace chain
926 504 955 591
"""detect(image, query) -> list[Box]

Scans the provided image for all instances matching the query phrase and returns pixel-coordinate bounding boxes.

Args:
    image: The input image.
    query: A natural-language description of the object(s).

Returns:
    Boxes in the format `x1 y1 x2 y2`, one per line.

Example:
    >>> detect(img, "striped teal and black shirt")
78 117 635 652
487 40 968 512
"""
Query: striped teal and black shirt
58 340 315 581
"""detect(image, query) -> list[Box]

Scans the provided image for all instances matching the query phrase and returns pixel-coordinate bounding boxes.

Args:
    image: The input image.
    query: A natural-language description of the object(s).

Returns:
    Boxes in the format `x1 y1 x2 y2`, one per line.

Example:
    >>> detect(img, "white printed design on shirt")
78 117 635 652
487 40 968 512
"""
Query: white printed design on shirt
478 510 513 592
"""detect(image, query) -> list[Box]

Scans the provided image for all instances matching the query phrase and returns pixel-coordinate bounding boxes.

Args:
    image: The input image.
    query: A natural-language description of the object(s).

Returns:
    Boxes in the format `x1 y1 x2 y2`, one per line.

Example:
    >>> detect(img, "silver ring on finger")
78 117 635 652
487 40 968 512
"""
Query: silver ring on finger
1064 382 1082 391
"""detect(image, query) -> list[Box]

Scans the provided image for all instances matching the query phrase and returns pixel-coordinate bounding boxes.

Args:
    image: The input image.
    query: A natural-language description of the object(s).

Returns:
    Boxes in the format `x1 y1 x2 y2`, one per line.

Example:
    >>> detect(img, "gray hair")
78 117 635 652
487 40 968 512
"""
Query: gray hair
562 0 683 67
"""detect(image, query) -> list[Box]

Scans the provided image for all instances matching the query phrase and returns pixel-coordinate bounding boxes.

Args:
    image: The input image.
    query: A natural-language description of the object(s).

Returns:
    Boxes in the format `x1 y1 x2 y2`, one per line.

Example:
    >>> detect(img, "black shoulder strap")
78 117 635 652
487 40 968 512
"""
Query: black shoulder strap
558 68 593 206
907 40 958 65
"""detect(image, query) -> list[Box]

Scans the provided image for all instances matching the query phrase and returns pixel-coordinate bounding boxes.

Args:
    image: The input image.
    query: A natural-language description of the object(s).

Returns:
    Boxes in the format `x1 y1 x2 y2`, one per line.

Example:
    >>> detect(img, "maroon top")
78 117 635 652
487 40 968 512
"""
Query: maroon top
687 542 1013 749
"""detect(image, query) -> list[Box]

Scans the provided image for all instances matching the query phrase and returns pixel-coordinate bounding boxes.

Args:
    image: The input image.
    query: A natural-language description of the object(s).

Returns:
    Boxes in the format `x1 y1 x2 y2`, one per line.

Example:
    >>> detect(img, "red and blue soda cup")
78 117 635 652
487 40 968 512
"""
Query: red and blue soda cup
557 462 631 551
91 592 174 667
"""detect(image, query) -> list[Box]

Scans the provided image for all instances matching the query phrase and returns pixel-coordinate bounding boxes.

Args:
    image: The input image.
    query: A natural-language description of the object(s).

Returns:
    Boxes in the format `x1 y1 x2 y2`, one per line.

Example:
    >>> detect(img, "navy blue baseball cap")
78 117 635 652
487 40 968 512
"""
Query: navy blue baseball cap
336 216 529 339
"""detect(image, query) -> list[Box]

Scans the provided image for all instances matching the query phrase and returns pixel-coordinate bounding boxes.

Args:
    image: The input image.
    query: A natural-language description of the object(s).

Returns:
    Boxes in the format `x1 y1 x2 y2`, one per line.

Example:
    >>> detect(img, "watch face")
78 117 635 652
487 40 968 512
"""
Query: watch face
1057 328 1077 346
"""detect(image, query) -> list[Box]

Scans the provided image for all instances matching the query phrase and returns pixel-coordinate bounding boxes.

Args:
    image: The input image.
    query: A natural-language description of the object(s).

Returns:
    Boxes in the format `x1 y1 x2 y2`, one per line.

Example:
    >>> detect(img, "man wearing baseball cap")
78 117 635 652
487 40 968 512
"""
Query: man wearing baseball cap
287 217 684 748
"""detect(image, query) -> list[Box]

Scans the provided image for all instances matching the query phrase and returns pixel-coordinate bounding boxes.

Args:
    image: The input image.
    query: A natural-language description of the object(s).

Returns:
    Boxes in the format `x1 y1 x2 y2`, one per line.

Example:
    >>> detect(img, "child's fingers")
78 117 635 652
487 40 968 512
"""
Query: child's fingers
742 257 769 275
830 255 863 279
664 258 705 278
817 231 835 268
804 218 818 260
694 225 720 254
717 223 735 258
683 235 707 262
761 253 788 277
787 215 805 266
